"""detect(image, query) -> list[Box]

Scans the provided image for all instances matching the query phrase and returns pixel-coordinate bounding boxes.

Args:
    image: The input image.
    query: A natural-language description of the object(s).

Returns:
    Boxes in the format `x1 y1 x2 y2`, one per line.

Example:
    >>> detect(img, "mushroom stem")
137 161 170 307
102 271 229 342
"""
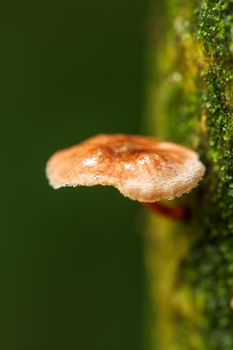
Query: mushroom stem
143 202 190 222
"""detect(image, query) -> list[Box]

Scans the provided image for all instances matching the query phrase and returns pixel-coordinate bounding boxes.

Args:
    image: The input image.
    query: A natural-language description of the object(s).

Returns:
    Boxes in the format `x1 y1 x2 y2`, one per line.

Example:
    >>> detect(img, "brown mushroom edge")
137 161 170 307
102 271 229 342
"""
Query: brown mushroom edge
46 134 205 220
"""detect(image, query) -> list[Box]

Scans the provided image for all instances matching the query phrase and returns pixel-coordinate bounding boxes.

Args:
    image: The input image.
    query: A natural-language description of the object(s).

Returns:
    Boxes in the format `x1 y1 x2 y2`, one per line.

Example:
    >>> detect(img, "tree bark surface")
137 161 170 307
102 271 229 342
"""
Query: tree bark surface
146 1 233 349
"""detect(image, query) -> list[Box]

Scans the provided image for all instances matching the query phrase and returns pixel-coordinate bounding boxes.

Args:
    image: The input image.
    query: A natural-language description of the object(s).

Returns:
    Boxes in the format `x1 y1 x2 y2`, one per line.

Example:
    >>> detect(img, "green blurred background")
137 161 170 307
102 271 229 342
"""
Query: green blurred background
1 1 147 349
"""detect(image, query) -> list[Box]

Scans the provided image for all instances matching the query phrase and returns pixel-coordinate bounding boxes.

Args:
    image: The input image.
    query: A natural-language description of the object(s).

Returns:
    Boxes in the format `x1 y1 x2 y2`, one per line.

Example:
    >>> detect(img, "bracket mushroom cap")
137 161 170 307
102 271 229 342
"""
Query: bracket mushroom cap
46 134 205 202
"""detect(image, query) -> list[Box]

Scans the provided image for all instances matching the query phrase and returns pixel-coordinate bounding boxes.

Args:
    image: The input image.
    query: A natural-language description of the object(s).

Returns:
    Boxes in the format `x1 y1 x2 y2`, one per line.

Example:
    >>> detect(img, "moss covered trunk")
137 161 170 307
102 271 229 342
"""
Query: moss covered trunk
145 1 233 349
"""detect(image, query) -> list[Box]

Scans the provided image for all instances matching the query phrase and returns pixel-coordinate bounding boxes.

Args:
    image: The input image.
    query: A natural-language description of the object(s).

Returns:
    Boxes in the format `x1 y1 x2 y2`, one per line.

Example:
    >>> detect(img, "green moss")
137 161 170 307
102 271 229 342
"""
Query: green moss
146 0 233 349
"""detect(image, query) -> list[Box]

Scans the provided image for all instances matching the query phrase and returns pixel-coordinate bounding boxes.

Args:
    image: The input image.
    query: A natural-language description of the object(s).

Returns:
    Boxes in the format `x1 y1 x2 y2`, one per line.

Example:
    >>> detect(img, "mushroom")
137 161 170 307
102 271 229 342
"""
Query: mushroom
46 134 205 221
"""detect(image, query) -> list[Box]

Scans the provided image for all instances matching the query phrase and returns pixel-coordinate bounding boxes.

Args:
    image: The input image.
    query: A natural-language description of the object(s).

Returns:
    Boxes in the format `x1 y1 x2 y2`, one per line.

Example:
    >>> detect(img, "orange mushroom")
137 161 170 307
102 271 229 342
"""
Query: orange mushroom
46 134 205 221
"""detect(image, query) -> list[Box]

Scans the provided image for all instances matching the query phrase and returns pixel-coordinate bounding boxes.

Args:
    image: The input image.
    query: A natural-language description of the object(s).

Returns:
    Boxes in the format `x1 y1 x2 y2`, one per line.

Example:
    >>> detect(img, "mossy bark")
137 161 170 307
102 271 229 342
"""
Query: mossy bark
145 1 233 349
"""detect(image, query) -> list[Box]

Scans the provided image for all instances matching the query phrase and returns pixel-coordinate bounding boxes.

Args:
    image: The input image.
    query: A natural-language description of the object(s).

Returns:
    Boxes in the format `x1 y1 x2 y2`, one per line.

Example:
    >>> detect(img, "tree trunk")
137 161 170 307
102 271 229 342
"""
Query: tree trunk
145 1 233 349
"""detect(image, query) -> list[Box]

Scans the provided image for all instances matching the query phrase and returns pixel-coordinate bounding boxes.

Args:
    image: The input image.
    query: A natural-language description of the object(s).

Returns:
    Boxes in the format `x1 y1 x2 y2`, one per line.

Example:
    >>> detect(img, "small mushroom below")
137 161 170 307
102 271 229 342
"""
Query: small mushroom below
230 298 233 310
46 134 205 221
